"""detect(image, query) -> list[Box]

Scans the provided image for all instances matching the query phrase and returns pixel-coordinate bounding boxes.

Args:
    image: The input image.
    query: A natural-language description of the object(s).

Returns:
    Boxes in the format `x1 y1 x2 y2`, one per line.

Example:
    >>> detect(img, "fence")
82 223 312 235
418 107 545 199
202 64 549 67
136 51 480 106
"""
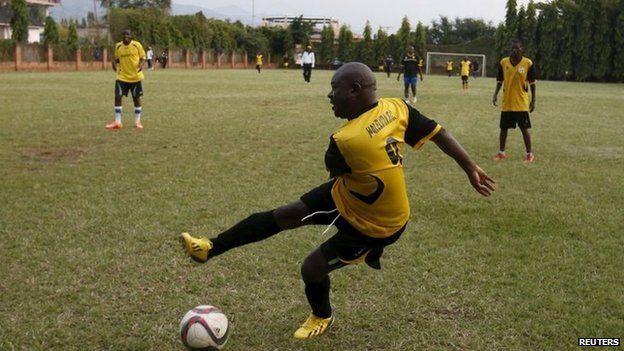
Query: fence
0 44 278 72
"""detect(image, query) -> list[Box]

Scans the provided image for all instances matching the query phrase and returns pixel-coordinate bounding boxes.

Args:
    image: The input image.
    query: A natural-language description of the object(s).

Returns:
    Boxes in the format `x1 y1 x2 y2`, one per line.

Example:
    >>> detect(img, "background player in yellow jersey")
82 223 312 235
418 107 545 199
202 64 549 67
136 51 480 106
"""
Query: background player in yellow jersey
106 29 146 130
180 62 495 340
492 40 537 163
446 59 454 77
255 52 263 73
460 57 471 91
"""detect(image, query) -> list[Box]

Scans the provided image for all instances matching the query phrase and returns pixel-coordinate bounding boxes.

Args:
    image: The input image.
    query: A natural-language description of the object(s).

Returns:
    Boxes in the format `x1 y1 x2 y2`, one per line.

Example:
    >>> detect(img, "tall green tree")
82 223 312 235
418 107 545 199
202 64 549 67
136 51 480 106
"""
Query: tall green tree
591 0 612 80
374 28 389 62
494 23 507 62
535 2 561 80
10 0 29 43
428 16 453 44
613 11 624 80
337 25 354 61
290 16 312 45
505 0 518 40
261 26 292 57
43 16 60 46
395 16 411 60
575 0 595 80
318 25 335 65
357 21 375 66
524 0 538 57
516 6 526 44
414 21 427 58
67 20 79 51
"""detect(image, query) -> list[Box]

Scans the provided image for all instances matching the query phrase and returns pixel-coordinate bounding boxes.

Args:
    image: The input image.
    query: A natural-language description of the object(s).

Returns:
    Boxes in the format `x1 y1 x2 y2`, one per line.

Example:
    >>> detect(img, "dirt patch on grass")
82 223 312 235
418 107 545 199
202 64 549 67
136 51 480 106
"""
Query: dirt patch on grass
21 147 89 164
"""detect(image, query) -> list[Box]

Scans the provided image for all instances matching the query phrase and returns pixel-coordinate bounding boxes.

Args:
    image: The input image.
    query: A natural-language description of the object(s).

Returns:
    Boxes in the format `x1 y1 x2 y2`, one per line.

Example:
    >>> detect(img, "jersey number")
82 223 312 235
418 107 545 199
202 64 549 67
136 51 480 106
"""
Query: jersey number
385 138 403 165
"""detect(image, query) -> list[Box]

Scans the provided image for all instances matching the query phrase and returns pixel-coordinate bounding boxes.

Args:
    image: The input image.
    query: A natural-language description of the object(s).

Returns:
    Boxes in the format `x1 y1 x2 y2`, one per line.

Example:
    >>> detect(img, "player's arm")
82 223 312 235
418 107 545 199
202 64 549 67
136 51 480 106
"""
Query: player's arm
528 63 537 112
431 129 495 197
137 43 146 72
418 65 424 81
492 63 504 106
112 44 119 72
404 105 495 197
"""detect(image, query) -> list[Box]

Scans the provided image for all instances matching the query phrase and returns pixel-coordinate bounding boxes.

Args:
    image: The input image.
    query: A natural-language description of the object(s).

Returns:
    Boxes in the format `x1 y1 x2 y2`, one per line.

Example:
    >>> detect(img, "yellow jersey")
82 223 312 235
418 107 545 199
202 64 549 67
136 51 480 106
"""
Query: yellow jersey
114 40 145 83
325 98 442 238
460 60 471 76
256 54 263 65
497 56 536 111
446 61 453 71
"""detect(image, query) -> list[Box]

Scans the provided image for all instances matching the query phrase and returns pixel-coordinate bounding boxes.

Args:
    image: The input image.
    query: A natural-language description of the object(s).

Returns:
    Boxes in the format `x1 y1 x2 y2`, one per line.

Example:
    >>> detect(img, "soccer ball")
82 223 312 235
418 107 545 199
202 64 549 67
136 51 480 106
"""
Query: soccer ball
179 305 230 350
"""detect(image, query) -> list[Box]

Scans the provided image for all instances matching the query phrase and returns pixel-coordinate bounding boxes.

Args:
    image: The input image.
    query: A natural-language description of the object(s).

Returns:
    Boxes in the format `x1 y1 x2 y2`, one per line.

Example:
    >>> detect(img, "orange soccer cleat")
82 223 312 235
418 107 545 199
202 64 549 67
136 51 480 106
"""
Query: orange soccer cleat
492 152 508 161
105 121 122 130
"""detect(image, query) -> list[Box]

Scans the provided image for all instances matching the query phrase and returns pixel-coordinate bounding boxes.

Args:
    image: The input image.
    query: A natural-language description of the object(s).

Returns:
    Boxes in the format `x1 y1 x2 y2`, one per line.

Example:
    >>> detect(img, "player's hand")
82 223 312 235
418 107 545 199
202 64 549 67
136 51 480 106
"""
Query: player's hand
529 100 535 112
492 95 498 106
468 165 495 197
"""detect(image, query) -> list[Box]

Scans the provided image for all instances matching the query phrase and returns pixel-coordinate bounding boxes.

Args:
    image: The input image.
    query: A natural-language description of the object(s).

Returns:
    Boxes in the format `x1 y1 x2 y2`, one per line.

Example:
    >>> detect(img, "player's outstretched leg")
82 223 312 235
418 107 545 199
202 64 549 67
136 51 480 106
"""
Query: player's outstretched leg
180 200 312 263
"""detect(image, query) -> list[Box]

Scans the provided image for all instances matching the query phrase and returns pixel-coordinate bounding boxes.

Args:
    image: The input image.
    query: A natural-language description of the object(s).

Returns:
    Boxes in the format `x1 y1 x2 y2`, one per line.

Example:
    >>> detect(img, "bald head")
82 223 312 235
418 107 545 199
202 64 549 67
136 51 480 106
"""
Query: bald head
333 62 376 91
328 62 378 120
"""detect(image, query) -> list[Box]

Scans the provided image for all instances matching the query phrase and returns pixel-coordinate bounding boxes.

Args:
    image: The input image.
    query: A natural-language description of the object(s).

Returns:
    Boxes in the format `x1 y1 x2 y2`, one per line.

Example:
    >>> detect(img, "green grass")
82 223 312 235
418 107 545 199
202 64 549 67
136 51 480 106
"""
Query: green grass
0 69 623 351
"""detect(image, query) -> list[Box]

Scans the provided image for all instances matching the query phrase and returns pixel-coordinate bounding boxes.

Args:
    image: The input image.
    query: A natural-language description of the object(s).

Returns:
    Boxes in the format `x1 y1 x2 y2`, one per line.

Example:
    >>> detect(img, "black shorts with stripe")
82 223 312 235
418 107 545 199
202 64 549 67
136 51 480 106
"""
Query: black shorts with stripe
500 111 531 129
115 80 143 98
300 179 406 270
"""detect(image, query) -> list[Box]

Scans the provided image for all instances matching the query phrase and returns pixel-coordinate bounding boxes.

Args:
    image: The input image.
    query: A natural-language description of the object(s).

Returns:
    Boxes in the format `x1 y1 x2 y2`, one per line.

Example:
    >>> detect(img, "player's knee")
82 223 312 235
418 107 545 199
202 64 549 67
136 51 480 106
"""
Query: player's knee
274 201 309 229
301 256 323 282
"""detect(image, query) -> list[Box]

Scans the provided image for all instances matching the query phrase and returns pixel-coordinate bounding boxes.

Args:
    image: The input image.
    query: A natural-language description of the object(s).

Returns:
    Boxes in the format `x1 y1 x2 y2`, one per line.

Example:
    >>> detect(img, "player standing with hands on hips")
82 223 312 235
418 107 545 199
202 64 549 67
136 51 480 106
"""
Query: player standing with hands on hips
106 29 146 130
492 40 536 163
180 62 495 340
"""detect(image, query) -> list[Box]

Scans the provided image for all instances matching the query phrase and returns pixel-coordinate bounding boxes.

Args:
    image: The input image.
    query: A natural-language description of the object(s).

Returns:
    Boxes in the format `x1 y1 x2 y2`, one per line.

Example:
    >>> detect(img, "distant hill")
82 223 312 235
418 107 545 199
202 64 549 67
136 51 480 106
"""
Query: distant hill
49 1 252 24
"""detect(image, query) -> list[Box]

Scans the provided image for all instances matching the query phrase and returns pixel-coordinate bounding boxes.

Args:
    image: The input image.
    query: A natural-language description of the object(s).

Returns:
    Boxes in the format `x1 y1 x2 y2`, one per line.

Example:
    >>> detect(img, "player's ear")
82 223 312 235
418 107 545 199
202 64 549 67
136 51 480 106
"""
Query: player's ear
351 82 362 94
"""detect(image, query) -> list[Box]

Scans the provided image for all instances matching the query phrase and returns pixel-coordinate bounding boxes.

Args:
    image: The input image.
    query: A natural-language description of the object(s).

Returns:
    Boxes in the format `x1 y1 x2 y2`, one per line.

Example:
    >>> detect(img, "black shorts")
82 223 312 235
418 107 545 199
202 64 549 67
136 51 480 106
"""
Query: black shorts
500 111 531 129
461 75 469 81
115 80 143 98
300 180 406 270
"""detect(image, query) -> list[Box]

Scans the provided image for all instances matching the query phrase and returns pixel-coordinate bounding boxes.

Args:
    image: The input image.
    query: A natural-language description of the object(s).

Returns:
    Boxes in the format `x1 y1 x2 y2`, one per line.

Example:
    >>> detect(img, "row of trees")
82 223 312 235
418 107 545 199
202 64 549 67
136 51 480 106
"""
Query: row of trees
495 0 624 81
6 0 624 81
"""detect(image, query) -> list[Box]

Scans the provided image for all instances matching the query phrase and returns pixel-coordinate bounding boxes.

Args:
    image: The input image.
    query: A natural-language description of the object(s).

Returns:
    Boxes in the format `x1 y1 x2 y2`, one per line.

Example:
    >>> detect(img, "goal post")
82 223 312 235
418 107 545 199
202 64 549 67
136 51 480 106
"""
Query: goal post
425 51 487 77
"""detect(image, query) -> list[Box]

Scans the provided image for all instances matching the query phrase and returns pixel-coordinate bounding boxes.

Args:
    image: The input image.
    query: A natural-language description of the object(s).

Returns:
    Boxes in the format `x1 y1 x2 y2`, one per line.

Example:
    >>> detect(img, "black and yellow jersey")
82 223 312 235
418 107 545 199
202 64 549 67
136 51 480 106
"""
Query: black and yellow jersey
497 56 536 111
256 54 263 65
400 55 420 78
324 98 441 238
114 40 145 82
460 60 471 76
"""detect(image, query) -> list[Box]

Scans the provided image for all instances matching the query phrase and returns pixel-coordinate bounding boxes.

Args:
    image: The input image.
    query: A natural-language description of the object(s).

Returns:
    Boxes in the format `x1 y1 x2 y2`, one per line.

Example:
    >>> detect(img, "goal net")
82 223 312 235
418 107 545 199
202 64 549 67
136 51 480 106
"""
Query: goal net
425 52 487 77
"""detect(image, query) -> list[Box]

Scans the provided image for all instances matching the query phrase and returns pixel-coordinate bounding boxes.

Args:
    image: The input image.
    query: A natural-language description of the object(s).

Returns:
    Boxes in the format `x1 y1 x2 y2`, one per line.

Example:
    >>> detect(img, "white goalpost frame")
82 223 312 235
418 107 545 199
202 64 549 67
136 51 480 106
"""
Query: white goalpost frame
426 51 487 77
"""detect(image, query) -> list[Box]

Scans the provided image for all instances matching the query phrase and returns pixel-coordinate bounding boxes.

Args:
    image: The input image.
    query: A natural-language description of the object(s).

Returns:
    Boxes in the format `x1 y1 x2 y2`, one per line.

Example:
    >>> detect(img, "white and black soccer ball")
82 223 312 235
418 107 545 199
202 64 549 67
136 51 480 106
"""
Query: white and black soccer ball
179 305 230 351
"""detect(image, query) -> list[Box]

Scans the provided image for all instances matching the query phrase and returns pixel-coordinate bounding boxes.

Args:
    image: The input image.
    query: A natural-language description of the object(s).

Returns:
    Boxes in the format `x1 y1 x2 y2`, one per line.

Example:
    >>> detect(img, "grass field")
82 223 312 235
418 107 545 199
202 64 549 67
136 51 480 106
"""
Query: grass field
1 68 623 351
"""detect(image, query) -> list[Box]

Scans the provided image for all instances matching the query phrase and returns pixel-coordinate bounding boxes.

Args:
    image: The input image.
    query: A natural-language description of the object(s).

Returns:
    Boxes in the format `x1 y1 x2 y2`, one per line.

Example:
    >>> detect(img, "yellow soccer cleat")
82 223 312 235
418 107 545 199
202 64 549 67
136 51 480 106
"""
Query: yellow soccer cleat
179 232 213 263
293 314 334 339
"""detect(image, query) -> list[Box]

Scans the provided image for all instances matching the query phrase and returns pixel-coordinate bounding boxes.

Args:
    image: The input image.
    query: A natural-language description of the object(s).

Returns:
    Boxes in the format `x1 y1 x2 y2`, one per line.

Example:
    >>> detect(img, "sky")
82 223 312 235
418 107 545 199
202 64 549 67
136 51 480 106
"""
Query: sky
178 0 537 33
